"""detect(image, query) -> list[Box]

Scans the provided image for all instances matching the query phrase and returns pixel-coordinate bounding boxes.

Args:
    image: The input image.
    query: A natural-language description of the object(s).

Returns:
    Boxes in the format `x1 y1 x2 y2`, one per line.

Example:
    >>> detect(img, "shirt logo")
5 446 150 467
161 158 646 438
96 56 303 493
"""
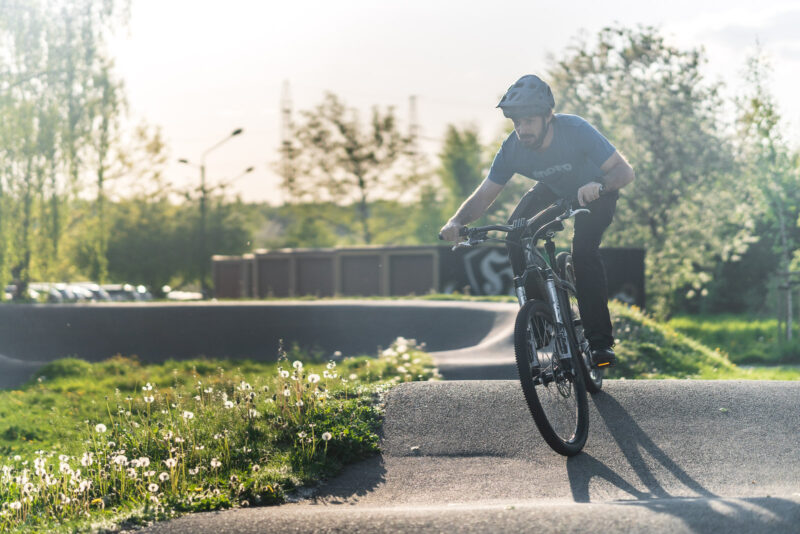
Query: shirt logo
532 163 572 179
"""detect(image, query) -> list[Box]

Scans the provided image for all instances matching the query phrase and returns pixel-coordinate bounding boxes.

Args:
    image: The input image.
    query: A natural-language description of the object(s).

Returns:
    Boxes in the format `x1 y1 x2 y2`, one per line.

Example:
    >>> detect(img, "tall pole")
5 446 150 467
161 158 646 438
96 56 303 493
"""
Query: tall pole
179 128 243 298
200 163 208 296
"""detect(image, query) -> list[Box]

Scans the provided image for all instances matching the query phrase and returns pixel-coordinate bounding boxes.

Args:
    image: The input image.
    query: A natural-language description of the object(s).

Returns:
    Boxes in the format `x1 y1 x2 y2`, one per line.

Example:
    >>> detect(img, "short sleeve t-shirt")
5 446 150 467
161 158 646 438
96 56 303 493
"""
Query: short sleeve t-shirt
486 114 616 200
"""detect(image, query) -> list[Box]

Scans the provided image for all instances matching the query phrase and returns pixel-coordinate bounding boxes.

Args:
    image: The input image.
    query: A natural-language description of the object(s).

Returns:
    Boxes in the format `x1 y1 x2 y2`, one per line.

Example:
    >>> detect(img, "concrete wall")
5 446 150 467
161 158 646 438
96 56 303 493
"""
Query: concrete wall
0 301 509 364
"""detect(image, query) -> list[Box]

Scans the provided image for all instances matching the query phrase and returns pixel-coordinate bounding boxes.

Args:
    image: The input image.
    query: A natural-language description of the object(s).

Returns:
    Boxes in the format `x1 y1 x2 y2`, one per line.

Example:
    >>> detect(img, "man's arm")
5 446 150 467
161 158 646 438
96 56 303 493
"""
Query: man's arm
577 151 635 206
439 178 505 241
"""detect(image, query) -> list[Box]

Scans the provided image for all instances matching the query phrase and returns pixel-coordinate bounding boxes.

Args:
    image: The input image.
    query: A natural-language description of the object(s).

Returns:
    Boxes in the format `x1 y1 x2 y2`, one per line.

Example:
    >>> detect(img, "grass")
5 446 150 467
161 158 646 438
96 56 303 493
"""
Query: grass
610 302 800 380
0 338 437 533
667 314 800 365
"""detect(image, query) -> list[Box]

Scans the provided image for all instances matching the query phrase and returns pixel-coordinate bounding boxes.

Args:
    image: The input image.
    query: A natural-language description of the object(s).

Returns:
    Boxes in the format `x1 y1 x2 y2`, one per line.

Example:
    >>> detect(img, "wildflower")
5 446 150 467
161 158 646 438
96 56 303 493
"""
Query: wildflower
127 468 137 479
95 423 107 433
107 441 116 448
397 366 408 374
322 432 332 441
402 353 410 361
249 409 260 418
293 360 303 369
349 374 358 380
143 383 153 391
9 501 21 511
78 480 92 493
189 467 199 475
224 400 234 409
59 462 72 474
241 500 250 507
396 343 408 353
159 472 169 482
59 454 69 462
213 433 223 440
298 431 308 439
262 385 269 392
193 395 201 401
279 370 290 378
144 470 156 477
252 464 260 472
210 458 222 469
148 483 159 493
113 455 128 466
333 350 342 358
182 410 194 420
326 362 336 370
144 396 154 403
229 474 239 484
13 455 21 462
296 400 304 407
138 457 151 468
22 482 35 495
174 436 184 444
323 370 331 379
195 445 205 451
308 374 320 383
282 389 291 397
382 348 398 357
204 387 214 394
164 458 177 468
240 380 252 390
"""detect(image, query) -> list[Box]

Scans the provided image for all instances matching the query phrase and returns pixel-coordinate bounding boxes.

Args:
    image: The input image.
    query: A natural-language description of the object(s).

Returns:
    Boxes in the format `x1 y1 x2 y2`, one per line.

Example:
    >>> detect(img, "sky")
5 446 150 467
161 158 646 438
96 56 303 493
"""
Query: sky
109 0 800 204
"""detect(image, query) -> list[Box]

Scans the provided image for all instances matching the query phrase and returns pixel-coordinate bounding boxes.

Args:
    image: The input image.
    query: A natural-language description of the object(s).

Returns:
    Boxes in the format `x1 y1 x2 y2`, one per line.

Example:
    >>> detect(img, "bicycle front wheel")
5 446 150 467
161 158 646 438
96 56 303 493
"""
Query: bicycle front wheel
514 299 589 456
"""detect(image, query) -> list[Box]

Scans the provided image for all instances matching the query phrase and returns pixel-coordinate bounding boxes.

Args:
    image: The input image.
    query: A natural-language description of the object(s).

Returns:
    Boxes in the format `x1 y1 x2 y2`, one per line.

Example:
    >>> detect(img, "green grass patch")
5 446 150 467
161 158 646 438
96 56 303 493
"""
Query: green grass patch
0 338 437 533
667 314 800 365
610 302 800 380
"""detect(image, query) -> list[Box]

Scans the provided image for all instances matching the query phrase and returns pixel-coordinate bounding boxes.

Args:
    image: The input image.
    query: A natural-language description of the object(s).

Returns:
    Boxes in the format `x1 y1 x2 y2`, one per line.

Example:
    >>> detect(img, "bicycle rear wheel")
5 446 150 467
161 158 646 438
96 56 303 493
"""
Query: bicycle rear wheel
514 299 588 456
556 252 603 394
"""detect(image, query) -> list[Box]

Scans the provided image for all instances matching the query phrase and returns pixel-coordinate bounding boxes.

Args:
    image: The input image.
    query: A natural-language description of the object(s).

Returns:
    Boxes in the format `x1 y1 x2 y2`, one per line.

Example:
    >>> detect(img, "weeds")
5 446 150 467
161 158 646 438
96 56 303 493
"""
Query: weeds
0 338 436 532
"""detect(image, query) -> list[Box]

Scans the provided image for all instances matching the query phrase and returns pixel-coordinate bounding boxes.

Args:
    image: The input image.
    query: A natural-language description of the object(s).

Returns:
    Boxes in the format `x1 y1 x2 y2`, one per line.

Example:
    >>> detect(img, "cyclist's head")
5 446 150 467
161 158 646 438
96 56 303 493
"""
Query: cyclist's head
498 75 554 150
497 74 554 120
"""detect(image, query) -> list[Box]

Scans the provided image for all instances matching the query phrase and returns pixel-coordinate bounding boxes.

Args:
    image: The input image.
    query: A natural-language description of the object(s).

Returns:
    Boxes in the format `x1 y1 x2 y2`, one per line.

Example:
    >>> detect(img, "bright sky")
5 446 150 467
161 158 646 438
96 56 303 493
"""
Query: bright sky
110 0 800 204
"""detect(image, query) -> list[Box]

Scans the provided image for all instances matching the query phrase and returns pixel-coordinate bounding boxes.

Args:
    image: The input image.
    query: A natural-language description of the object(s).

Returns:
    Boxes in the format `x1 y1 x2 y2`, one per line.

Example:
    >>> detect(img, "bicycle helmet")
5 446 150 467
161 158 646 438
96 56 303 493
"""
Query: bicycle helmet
497 75 555 119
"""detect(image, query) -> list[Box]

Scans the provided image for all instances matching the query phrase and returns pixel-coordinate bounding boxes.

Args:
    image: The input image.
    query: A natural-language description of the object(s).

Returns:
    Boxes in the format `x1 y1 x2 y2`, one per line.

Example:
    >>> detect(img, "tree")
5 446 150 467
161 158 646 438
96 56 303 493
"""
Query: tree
548 25 755 315
438 124 486 214
736 50 800 337
285 93 411 244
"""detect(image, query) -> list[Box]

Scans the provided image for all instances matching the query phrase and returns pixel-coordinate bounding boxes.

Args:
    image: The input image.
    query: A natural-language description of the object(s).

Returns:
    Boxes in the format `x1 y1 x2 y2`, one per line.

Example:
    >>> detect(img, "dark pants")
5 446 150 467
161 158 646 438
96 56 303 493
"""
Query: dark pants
506 183 617 349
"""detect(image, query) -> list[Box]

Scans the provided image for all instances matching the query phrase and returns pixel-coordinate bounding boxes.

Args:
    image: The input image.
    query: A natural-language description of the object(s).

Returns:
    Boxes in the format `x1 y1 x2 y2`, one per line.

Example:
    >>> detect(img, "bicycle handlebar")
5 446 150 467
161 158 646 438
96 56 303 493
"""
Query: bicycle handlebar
449 199 589 250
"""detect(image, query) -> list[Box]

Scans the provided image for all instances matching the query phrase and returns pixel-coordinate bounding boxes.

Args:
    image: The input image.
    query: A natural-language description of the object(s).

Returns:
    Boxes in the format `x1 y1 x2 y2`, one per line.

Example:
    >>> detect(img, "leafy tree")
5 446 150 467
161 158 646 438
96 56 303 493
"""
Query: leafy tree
548 25 755 315
285 93 411 244
438 124 486 213
735 50 800 335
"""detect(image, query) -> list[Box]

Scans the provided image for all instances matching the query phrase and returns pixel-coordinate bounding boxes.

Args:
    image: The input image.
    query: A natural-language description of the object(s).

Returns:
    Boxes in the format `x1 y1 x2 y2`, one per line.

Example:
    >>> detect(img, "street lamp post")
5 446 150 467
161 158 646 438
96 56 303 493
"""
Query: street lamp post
179 128 243 297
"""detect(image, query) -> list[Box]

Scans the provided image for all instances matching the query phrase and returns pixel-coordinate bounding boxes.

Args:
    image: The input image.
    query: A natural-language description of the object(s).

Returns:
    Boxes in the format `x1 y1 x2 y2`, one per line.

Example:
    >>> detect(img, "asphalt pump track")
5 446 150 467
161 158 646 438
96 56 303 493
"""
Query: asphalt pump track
123 301 800 533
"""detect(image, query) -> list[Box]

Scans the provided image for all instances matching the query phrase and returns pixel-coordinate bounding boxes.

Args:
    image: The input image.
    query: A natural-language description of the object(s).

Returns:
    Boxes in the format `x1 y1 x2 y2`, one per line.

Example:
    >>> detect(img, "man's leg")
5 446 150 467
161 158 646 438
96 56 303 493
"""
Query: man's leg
506 183 558 276
572 191 618 359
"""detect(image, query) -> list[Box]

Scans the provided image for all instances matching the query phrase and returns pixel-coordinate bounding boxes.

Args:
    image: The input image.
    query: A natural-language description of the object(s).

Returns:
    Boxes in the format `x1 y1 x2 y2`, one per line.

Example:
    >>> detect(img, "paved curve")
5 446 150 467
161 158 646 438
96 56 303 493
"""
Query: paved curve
125 302 800 533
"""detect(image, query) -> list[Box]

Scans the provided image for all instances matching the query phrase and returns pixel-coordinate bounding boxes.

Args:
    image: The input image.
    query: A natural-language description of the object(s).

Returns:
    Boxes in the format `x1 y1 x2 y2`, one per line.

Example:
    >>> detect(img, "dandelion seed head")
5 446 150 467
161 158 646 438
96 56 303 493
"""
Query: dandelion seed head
148 483 159 493
293 360 303 369
158 472 169 482
182 411 194 420
308 374 320 383
322 432 332 441
94 423 107 433
279 370 290 378
210 458 222 469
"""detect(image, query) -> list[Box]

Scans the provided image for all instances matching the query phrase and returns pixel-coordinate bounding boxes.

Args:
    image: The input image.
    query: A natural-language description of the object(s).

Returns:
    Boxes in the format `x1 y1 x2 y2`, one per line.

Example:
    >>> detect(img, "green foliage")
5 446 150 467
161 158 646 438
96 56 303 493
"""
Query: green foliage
668 314 800 365
284 93 413 244
438 125 486 213
0 341 437 532
549 26 754 316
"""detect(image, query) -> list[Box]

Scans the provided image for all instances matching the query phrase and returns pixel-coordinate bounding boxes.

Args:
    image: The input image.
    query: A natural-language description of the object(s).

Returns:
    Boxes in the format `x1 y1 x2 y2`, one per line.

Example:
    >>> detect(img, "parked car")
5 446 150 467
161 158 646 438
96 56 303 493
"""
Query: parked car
101 284 152 302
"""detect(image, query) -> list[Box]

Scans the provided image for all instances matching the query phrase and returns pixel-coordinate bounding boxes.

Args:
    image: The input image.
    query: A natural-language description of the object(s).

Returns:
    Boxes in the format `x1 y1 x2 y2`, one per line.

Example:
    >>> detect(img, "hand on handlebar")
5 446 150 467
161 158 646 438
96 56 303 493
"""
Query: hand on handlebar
438 220 464 242
576 182 604 207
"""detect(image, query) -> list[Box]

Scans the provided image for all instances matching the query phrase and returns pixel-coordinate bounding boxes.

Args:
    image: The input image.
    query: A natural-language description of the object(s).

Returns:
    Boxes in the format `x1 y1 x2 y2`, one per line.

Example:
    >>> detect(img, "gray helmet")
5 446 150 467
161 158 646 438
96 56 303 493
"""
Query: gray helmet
497 75 555 118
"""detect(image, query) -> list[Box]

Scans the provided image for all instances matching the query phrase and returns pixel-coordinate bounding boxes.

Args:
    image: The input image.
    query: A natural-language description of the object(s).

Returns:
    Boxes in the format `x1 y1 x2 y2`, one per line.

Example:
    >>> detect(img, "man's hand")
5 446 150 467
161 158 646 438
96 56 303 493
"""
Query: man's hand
577 182 604 207
439 220 464 242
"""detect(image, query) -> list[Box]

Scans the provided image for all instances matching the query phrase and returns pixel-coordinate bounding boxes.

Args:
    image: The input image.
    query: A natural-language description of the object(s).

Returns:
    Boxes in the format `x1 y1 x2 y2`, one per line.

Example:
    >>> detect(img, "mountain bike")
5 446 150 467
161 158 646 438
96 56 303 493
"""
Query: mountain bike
449 199 602 456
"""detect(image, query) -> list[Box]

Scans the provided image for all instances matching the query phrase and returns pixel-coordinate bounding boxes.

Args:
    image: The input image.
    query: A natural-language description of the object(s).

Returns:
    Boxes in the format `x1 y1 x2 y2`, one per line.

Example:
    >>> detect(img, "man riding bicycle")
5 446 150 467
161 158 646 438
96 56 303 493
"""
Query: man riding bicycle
439 74 635 367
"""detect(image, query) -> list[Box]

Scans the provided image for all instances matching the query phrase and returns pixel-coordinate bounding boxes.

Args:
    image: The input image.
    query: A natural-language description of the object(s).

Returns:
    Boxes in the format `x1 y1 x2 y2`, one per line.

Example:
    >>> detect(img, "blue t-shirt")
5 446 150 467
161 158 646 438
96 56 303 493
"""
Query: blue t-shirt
487 114 616 200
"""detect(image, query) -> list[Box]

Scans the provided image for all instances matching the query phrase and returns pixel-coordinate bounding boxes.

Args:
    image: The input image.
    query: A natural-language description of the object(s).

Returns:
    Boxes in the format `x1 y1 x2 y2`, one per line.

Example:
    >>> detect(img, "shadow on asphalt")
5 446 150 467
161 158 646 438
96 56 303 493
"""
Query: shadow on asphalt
309 456 387 504
567 391 799 532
